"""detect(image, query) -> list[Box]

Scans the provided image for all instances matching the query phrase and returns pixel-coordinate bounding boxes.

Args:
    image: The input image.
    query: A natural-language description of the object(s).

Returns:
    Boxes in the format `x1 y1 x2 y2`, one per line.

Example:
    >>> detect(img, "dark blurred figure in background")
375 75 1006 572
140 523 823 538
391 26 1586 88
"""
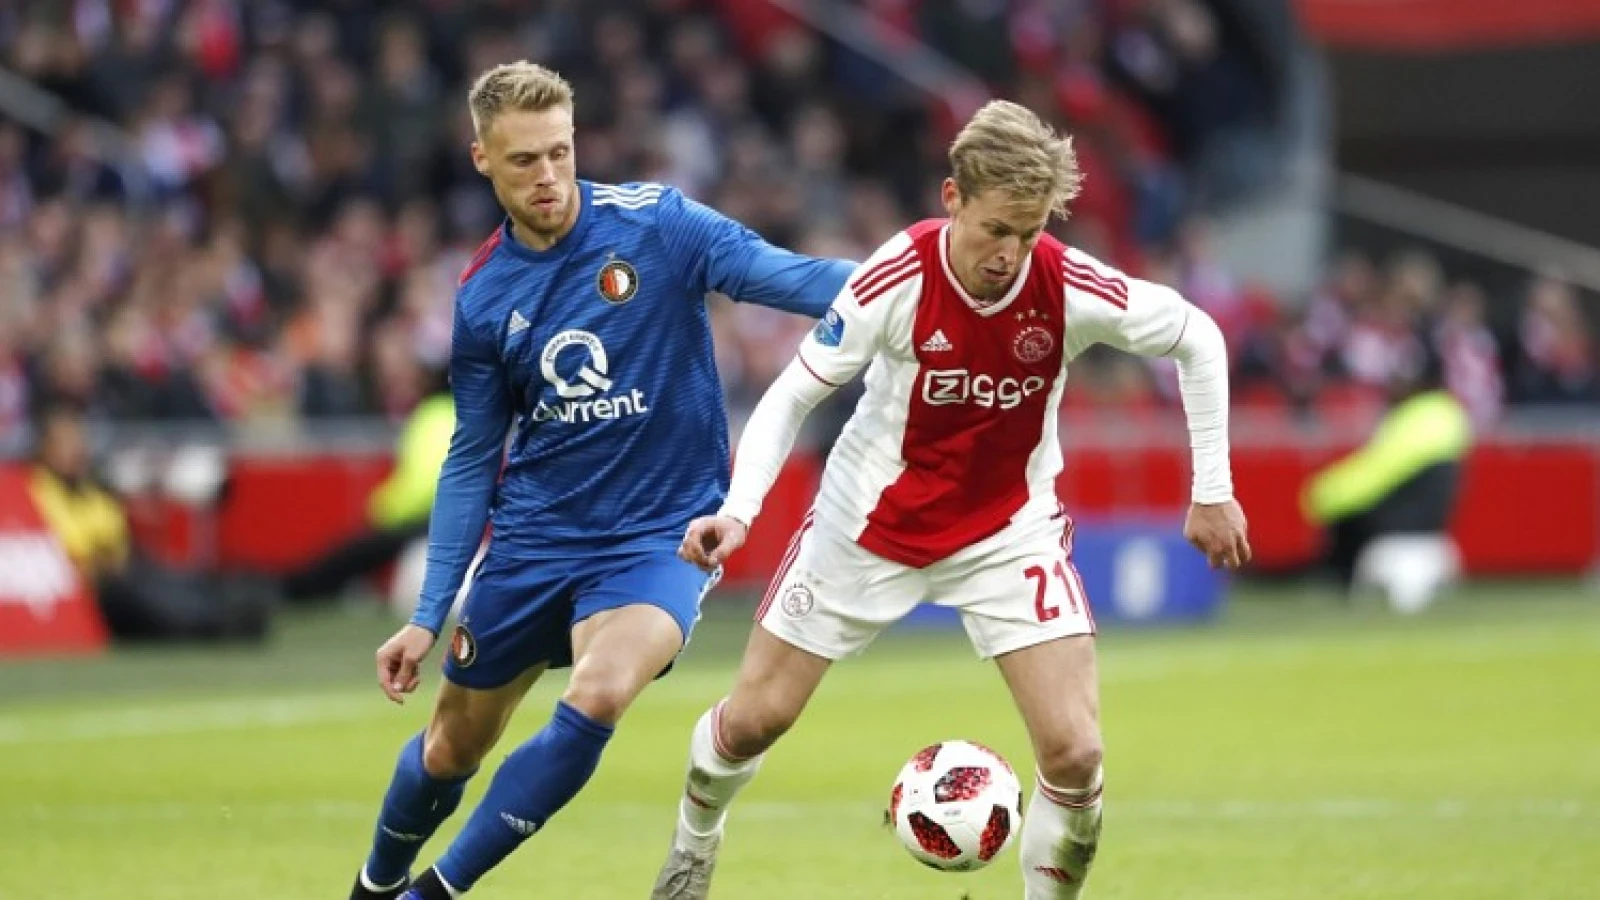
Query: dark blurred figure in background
281 366 454 605
28 402 270 640
1302 351 1471 613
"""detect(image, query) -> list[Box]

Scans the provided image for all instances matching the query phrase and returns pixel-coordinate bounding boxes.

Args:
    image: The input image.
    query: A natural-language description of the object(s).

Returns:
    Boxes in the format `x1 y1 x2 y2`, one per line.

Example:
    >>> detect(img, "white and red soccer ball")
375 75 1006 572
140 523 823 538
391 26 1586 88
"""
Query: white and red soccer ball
889 739 1023 872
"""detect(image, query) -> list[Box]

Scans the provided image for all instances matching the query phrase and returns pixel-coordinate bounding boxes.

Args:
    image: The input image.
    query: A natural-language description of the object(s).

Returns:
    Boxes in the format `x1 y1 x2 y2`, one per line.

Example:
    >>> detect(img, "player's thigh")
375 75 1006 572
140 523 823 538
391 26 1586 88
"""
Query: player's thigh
718 624 833 756
442 550 573 691
994 634 1101 786
564 602 685 724
757 516 925 662
572 549 719 658
424 663 548 776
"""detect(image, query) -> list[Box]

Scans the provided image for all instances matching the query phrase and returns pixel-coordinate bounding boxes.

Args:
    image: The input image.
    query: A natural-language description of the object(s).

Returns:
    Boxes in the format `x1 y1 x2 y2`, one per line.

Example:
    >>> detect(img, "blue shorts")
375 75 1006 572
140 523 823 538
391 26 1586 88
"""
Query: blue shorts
442 547 718 690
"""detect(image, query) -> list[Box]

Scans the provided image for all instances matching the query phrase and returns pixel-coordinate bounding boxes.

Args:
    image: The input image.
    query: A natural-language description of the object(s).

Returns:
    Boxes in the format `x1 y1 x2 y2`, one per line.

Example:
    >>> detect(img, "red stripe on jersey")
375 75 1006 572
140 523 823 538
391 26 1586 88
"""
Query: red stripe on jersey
1160 308 1190 355
1062 264 1127 309
857 264 921 307
850 246 916 295
1062 257 1128 308
757 513 813 621
798 354 840 387
1061 253 1128 300
1066 561 1096 634
459 229 504 286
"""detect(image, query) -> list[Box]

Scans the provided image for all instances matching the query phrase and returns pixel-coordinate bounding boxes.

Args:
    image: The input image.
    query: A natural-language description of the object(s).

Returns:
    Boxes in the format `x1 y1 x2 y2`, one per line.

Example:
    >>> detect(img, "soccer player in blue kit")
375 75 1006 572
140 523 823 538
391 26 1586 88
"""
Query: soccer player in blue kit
347 62 855 900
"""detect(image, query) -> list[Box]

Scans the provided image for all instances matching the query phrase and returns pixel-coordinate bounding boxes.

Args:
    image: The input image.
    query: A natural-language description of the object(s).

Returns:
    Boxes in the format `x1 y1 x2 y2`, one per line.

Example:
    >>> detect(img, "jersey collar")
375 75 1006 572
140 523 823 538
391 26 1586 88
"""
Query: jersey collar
496 180 596 264
938 224 1031 318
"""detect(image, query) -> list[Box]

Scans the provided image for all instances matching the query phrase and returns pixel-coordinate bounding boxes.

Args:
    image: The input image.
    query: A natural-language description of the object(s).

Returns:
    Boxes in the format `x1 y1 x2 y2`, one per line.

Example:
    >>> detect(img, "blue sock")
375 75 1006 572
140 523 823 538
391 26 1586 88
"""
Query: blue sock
363 733 473 888
433 701 614 892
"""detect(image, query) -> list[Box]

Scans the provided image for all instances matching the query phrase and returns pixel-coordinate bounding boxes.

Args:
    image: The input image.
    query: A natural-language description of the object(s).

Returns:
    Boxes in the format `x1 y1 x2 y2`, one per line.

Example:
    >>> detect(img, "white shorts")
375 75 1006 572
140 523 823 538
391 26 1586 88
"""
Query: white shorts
756 512 1097 660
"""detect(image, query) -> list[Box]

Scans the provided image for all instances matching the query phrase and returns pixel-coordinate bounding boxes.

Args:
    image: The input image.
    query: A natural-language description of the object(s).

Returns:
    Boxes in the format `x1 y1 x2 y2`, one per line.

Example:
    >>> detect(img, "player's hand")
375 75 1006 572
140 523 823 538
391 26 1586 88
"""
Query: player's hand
1184 500 1252 570
376 624 436 704
680 515 749 571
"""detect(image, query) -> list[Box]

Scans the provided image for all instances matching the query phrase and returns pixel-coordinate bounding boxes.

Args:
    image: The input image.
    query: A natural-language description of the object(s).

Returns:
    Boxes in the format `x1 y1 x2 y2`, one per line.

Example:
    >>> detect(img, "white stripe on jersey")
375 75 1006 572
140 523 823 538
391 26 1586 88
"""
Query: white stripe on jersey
593 194 663 210
592 184 664 208
593 182 663 197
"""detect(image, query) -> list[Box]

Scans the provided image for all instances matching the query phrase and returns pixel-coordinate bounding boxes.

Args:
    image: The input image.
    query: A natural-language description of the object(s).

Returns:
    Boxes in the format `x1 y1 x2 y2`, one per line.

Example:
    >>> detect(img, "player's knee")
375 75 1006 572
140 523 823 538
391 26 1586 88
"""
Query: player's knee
561 671 642 726
719 698 798 759
1036 733 1104 790
422 728 488 778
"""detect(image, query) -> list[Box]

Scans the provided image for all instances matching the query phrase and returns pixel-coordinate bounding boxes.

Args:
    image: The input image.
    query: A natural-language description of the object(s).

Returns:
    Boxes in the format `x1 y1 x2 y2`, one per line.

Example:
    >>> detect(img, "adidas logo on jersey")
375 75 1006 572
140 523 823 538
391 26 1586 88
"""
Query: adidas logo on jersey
507 309 531 337
920 330 953 353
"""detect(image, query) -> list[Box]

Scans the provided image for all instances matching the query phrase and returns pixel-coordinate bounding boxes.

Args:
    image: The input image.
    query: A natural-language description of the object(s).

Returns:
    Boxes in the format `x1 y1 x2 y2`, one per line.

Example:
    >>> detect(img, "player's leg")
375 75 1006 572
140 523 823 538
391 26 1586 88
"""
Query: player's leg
651 615 836 900
414 553 710 897
653 520 924 899
682 625 834 832
937 518 1102 899
996 635 1103 899
355 666 546 898
354 552 565 900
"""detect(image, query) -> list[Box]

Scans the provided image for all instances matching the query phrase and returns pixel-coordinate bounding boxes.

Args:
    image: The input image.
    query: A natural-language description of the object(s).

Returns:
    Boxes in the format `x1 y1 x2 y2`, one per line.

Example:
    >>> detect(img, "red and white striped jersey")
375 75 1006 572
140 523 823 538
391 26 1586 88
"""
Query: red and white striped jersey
794 219 1196 568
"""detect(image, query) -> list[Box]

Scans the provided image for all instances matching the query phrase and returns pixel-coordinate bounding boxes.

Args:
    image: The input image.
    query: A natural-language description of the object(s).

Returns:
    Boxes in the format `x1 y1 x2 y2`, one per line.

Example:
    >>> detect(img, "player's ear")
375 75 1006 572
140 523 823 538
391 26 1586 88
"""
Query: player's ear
470 142 490 178
940 178 961 217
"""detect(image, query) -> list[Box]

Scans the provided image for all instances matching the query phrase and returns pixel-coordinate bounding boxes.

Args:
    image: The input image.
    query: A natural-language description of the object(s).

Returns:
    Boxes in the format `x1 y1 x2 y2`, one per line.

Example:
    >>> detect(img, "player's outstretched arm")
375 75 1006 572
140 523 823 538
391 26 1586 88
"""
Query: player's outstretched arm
658 187 855 318
680 359 838 572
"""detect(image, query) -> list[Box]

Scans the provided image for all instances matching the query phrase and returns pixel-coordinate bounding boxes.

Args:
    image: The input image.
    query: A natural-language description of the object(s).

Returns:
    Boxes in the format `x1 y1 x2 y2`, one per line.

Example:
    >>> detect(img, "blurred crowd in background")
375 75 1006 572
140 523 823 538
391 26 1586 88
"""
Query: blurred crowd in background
0 0 1595 446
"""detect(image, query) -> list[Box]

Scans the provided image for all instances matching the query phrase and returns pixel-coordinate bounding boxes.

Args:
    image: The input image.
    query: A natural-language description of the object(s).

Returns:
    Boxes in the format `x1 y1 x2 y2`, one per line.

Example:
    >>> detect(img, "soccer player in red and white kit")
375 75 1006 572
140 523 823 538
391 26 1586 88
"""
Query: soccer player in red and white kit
649 100 1251 899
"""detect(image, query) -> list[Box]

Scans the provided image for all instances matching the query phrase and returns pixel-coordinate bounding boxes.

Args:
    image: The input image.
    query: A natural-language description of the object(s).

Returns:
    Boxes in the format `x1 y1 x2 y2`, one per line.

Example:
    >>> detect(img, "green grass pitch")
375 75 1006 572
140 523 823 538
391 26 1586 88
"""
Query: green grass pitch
2 583 1597 898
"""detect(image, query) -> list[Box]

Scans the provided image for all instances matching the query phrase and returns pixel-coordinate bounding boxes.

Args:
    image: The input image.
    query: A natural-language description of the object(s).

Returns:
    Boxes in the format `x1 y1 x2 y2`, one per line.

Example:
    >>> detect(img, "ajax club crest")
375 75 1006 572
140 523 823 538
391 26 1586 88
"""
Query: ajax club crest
1012 309 1055 364
596 258 639 304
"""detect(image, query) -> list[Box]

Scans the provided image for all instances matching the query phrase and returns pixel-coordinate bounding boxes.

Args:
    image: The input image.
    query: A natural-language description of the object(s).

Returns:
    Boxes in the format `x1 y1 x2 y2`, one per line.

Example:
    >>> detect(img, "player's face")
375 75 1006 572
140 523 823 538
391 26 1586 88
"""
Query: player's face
942 180 1052 301
472 107 579 247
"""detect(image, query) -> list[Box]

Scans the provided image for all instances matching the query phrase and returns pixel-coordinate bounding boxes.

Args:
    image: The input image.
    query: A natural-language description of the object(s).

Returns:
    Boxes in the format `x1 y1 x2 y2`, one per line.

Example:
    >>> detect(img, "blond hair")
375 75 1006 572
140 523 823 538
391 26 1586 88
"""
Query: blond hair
468 62 575 138
948 100 1082 218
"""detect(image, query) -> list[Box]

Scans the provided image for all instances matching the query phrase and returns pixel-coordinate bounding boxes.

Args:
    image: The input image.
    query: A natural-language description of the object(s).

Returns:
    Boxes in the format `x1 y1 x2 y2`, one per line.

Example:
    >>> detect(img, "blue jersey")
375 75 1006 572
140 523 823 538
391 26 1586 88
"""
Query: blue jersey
412 181 854 634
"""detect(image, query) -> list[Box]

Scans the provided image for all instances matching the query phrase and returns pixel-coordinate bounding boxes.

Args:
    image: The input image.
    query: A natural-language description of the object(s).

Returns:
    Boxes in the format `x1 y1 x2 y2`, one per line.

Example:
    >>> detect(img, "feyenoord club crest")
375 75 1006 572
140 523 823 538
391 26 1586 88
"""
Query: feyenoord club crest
596 257 639 304
450 624 477 667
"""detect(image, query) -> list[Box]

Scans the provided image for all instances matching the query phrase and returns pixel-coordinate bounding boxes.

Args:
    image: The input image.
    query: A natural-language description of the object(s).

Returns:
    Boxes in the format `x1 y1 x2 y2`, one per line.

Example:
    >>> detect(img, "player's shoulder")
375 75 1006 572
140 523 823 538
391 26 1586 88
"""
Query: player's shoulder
589 179 676 222
453 225 523 327
846 218 945 307
1054 238 1131 310
458 224 506 290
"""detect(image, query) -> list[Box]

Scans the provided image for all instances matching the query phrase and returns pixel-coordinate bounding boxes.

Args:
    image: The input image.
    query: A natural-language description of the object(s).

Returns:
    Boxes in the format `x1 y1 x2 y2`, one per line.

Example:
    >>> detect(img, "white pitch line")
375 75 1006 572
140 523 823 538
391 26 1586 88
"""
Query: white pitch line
0 692 383 745
2 798 1589 825
0 627 1580 747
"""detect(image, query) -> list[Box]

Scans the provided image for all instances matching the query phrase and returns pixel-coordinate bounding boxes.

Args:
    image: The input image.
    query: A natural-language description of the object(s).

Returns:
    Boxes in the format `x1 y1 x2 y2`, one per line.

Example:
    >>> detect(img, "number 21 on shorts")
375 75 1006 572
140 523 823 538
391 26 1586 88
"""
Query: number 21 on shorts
1024 560 1082 623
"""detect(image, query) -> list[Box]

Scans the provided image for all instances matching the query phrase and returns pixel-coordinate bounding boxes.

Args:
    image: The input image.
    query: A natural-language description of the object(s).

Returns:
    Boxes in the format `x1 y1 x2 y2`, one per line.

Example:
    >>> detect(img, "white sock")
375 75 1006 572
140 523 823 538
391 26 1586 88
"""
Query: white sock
676 701 763 849
1021 768 1103 899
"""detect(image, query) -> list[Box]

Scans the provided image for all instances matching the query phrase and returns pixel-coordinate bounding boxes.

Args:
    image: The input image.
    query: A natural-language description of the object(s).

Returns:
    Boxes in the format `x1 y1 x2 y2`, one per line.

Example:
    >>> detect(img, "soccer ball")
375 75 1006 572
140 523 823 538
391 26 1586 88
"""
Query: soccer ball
888 739 1023 872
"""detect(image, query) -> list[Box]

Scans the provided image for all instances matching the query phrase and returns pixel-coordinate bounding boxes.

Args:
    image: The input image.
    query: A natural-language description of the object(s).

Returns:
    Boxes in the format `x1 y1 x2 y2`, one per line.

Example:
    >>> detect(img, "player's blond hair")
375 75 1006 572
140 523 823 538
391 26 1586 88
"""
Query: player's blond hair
468 62 575 138
948 100 1082 218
